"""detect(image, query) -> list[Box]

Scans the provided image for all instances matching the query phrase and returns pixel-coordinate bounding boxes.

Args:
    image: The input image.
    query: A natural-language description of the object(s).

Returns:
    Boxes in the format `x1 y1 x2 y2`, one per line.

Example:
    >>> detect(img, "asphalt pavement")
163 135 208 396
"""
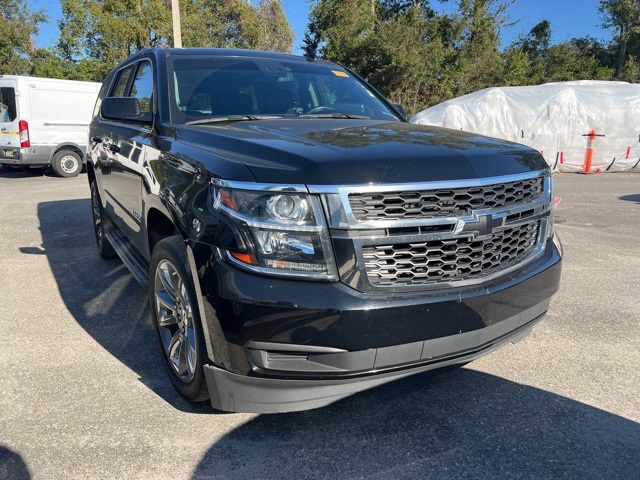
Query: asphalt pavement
0 167 638 479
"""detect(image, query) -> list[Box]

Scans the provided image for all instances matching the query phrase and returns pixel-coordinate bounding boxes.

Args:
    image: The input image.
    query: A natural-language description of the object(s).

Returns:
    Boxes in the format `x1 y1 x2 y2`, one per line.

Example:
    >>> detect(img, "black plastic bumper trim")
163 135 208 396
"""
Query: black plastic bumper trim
204 303 548 413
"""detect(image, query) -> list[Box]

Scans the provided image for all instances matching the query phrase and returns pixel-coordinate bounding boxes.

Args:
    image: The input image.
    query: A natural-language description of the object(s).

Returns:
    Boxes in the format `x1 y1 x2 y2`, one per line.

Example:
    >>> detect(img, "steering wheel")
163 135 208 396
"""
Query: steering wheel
306 106 334 114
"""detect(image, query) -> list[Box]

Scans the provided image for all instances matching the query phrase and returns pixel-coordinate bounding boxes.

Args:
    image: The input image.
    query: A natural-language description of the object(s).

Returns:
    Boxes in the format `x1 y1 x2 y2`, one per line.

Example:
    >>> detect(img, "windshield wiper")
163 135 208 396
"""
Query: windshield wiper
298 113 370 119
186 115 283 125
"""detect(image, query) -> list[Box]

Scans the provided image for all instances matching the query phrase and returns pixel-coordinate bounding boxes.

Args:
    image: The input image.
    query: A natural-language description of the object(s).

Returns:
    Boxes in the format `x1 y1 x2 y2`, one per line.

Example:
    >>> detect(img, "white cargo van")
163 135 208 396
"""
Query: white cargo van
0 75 101 177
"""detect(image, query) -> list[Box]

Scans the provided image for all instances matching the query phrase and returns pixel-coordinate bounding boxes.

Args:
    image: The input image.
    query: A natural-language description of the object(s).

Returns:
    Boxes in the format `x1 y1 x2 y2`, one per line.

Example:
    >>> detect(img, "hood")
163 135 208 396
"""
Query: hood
176 120 547 185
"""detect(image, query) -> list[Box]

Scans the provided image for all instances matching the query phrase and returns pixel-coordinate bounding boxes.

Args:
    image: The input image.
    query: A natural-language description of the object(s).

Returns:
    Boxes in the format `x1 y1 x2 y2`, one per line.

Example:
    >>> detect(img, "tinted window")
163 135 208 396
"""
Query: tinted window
0 87 17 122
112 65 134 97
130 61 154 113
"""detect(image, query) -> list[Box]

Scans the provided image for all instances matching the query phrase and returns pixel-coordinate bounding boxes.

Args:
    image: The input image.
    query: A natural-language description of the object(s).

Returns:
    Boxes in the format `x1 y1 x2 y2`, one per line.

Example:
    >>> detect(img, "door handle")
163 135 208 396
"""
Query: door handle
91 136 103 144
107 143 121 153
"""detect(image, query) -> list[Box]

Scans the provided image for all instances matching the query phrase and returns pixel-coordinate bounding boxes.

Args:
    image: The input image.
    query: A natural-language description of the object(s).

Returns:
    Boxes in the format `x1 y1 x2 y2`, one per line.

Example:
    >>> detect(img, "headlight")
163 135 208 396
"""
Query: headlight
212 180 338 280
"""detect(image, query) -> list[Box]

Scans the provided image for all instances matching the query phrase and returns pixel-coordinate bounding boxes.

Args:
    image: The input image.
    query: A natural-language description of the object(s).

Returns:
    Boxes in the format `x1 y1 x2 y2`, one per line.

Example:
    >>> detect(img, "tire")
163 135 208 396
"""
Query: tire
150 236 210 402
51 150 82 177
23 166 48 176
90 181 117 259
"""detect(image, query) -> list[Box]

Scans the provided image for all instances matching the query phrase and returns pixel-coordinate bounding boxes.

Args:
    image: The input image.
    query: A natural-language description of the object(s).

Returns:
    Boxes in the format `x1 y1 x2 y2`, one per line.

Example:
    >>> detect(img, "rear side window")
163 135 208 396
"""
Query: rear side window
0 87 17 122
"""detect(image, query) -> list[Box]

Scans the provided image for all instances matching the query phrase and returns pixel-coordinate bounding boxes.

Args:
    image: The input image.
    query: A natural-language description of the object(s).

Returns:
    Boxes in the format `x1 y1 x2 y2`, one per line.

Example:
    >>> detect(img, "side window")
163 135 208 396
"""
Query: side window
130 61 154 113
112 65 134 97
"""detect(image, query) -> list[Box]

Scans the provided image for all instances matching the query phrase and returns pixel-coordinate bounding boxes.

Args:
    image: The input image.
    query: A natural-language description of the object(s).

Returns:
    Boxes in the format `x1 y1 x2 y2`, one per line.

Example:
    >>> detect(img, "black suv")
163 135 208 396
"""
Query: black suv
87 48 562 413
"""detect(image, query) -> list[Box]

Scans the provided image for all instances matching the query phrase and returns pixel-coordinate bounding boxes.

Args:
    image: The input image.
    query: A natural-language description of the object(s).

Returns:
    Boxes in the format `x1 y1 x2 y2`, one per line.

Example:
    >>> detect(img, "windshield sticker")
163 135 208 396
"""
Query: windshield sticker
332 70 349 78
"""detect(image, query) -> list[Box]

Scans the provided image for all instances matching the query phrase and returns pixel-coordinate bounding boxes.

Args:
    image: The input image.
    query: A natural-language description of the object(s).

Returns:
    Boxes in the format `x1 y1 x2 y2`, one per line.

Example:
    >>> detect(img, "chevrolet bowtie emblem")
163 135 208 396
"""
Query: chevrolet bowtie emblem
455 210 506 238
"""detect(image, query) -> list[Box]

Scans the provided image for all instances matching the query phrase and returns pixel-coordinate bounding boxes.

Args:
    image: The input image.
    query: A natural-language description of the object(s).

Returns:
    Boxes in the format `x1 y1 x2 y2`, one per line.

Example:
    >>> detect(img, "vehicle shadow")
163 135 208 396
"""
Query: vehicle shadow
192 369 640 479
29 198 211 414
619 194 640 204
0 165 85 178
0 445 31 480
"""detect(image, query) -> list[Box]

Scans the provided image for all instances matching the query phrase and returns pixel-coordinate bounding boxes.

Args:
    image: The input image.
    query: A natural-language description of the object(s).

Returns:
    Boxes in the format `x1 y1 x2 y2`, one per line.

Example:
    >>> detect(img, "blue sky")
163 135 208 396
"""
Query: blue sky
32 0 611 55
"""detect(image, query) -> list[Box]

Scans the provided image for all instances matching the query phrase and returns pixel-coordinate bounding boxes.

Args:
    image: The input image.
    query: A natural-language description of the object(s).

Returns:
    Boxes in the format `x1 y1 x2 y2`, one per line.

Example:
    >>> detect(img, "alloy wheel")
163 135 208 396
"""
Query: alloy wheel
154 260 198 382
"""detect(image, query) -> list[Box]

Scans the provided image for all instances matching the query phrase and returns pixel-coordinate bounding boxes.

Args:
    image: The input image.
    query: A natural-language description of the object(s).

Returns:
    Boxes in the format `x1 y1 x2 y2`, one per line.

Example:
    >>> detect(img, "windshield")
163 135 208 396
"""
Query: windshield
168 56 400 125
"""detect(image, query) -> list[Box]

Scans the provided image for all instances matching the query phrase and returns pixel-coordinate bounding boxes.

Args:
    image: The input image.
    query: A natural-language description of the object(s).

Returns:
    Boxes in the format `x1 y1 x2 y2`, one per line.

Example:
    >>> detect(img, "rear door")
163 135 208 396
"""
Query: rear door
0 79 21 161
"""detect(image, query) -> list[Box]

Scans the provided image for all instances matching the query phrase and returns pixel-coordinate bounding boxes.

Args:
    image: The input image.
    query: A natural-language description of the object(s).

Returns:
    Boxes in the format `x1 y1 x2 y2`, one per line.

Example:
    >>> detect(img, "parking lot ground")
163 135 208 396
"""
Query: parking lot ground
0 168 639 479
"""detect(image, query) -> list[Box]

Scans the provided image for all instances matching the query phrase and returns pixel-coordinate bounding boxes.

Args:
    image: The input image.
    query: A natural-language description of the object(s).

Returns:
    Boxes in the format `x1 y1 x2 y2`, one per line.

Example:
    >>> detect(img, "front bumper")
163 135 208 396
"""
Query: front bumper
205 301 547 413
192 235 562 413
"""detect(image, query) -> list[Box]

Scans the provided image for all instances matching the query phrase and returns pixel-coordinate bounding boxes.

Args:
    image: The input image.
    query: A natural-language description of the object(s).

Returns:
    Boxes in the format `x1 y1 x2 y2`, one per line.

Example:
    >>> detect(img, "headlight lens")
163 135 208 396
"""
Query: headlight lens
213 184 338 280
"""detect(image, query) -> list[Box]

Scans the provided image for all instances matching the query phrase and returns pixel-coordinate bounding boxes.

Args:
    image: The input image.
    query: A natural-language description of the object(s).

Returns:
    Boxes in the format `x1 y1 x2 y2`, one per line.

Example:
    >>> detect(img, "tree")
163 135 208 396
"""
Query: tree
57 0 293 82
181 0 292 51
599 0 640 77
305 0 445 115
447 0 515 95
0 0 46 75
365 3 445 113
304 0 376 64
58 0 172 81
517 19 551 60
531 37 614 82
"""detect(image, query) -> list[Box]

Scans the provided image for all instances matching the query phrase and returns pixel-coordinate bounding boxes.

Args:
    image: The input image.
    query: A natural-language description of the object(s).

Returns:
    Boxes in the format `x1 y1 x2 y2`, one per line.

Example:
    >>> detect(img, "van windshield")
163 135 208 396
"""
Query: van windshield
168 56 400 125
0 87 17 123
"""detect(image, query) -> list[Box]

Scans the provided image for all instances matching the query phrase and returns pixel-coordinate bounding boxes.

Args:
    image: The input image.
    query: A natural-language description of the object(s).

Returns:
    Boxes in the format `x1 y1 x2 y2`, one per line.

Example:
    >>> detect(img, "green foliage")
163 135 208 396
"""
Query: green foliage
9 0 638 113
181 0 293 51
599 0 640 76
305 0 629 116
0 0 46 75
54 0 292 82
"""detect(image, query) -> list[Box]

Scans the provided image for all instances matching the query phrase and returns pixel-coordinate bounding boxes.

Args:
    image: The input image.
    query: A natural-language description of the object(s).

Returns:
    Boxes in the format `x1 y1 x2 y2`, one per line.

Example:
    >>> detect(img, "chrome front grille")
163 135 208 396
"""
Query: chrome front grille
310 171 552 292
348 177 544 221
362 220 541 287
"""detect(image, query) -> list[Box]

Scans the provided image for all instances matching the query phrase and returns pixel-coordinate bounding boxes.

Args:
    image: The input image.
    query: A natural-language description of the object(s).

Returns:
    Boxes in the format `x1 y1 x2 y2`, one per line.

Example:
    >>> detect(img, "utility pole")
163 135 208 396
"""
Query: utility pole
171 0 182 48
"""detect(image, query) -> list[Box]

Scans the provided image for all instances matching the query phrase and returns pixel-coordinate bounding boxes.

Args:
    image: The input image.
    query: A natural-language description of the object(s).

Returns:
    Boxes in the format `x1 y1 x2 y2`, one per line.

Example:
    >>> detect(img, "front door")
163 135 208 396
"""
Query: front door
96 60 155 259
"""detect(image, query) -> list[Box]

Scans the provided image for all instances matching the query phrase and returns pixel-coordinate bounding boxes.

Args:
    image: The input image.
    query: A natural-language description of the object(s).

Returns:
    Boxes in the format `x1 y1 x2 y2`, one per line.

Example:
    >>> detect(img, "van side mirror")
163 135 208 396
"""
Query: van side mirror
391 103 407 119
101 97 153 125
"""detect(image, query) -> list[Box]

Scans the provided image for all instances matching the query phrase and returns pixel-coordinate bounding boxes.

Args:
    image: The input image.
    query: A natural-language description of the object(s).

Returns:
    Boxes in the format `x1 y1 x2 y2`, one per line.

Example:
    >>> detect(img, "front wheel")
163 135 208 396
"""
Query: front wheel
150 236 209 402
51 150 82 177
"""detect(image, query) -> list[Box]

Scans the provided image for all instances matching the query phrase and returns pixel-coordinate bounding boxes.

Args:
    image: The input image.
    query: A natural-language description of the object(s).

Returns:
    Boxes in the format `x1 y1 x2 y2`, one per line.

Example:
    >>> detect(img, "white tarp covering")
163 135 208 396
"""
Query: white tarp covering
411 81 640 173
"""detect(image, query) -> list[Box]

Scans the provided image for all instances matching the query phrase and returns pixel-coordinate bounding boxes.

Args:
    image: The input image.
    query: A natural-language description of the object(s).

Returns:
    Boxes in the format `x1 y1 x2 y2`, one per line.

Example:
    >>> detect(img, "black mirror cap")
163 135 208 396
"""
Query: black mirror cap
101 97 153 125
391 103 407 120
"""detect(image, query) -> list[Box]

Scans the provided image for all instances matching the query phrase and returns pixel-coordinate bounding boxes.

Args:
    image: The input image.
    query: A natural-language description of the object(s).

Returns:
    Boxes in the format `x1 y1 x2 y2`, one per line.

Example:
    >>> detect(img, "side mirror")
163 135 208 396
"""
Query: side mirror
101 97 153 125
391 103 407 119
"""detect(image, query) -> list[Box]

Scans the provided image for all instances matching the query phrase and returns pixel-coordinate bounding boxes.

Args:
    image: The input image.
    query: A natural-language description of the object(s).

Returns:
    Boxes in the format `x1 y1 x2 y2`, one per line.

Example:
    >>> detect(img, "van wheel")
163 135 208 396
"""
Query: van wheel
23 166 48 176
150 236 210 402
52 150 82 177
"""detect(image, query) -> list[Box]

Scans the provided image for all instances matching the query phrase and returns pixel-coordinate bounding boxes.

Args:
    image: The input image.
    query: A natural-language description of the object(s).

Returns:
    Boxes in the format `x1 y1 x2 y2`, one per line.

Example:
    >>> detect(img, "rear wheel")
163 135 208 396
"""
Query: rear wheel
51 150 82 177
90 181 117 259
23 166 48 176
150 236 209 402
